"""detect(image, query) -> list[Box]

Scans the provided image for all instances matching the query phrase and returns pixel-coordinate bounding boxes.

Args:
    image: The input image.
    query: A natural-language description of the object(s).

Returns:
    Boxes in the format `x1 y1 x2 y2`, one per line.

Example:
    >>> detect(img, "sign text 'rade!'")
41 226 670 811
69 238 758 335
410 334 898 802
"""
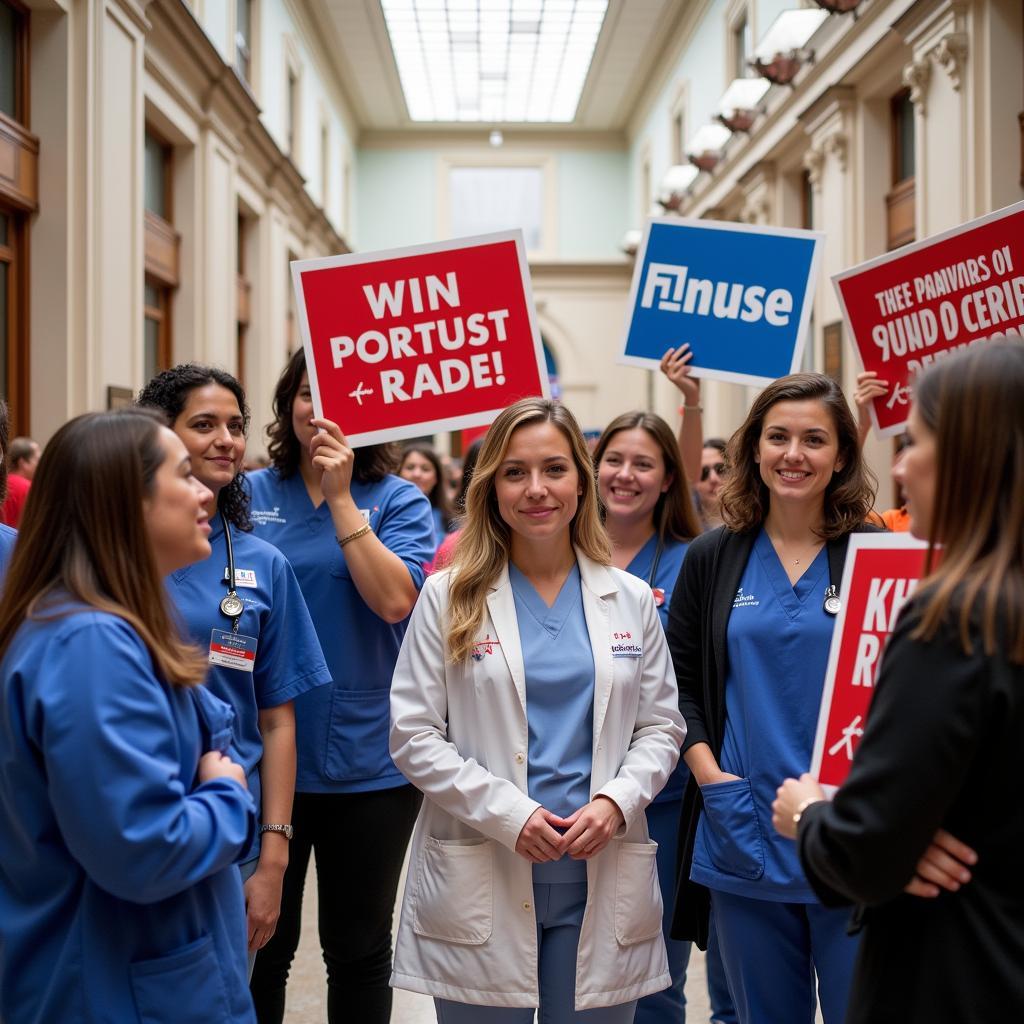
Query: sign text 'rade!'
833 201 1024 436
618 218 823 386
292 231 548 447
810 534 929 792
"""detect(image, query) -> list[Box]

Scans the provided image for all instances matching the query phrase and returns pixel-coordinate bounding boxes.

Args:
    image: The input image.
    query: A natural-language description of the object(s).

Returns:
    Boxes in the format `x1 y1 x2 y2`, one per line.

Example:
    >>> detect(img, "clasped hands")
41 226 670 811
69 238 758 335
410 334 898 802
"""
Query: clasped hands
514 796 624 864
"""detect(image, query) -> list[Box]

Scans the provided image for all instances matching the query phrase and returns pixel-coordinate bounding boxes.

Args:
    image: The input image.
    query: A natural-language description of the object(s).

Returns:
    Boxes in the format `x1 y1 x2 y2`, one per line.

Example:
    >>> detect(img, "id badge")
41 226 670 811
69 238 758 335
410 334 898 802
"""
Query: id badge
209 629 258 673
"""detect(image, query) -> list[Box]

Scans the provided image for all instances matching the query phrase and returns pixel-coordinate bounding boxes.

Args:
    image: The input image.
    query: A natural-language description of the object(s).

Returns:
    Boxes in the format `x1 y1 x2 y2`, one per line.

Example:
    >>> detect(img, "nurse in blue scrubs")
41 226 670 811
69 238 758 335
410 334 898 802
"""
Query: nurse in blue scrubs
399 442 453 550
0 409 257 1024
594 411 735 1024
247 349 435 1024
666 373 880 1024
138 365 331 963
0 400 19 570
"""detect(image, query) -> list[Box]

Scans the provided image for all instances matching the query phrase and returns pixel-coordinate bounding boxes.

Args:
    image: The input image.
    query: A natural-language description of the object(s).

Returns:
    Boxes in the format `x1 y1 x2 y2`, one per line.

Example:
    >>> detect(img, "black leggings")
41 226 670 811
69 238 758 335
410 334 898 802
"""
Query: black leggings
250 784 422 1024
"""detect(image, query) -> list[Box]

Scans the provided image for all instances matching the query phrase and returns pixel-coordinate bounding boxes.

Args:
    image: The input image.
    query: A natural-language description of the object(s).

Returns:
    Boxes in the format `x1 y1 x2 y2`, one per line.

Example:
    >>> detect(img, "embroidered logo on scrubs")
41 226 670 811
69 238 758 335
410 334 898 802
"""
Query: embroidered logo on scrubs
733 587 760 608
471 634 500 661
251 506 286 525
223 568 258 588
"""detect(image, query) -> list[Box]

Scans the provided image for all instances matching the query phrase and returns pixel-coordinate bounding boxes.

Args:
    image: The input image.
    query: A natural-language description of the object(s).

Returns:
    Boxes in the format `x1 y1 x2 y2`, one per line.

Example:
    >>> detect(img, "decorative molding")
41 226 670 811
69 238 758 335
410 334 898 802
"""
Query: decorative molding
934 31 968 91
902 57 932 112
824 131 849 173
803 145 825 190
740 196 770 224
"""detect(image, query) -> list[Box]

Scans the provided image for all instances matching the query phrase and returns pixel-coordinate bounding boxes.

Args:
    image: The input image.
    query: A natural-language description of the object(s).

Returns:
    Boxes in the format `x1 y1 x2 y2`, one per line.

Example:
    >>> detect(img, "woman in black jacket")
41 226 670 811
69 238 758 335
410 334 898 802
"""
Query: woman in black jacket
773 337 1024 1023
666 372 878 1024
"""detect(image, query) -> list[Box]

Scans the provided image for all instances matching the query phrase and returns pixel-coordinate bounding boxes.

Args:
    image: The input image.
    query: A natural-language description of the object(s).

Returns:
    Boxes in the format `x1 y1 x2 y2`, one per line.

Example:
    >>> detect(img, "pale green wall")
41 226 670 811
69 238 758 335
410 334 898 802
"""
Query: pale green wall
354 149 437 252
557 150 629 260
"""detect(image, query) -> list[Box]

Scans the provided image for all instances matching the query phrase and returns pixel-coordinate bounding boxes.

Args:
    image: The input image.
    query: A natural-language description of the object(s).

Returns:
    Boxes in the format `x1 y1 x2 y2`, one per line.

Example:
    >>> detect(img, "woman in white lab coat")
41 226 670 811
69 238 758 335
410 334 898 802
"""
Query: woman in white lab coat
389 397 685 1021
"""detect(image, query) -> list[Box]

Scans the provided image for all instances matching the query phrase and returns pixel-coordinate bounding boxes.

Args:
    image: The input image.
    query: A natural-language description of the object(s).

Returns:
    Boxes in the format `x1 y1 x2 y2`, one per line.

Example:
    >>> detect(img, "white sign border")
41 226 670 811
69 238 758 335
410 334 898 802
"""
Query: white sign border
290 228 550 447
617 215 825 387
809 532 930 795
832 199 1024 439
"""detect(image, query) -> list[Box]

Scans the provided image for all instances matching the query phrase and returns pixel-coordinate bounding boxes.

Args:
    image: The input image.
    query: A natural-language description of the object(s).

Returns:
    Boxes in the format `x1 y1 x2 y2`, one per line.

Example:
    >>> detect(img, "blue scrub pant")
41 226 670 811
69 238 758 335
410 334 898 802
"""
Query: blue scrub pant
434 883 638 1024
710 890 858 1024
634 799 737 1024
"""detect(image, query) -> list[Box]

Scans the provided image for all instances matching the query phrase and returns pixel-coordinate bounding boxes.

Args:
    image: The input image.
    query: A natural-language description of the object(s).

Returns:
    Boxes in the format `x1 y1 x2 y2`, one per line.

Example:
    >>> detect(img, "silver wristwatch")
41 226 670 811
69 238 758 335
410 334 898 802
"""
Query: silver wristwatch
260 823 294 840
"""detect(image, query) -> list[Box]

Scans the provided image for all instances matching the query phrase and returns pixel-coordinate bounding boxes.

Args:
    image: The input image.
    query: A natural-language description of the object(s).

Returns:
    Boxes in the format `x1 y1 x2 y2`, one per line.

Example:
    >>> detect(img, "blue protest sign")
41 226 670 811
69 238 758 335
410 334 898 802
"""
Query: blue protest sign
620 218 823 385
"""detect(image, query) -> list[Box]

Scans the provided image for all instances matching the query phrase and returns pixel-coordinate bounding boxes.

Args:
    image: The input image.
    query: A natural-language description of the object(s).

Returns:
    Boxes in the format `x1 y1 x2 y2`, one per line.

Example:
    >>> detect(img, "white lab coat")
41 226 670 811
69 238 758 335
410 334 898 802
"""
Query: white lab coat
389 552 686 1010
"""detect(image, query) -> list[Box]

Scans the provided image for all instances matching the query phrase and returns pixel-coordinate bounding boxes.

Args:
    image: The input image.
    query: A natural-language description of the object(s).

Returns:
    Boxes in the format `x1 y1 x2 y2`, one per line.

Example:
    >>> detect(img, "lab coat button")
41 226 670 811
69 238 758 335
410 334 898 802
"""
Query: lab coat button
522 901 532 911
514 752 525 764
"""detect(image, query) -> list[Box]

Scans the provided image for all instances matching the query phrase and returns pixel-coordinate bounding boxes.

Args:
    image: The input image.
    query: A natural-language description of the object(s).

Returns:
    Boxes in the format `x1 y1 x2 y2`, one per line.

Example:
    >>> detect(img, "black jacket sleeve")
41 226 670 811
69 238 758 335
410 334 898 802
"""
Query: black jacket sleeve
798 607 986 907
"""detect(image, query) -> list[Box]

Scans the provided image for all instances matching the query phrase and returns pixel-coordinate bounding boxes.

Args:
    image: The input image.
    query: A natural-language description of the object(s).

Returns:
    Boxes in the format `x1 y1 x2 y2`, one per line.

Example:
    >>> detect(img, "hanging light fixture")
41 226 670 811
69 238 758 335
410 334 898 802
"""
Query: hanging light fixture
717 77 772 133
749 9 828 86
686 123 732 172
656 165 700 211
811 0 864 18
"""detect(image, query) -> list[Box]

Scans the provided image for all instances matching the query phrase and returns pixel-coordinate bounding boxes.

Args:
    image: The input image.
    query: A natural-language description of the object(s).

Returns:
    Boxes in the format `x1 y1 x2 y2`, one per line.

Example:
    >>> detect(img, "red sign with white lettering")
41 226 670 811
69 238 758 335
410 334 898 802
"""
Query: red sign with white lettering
810 534 929 791
292 231 548 447
833 201 1024 436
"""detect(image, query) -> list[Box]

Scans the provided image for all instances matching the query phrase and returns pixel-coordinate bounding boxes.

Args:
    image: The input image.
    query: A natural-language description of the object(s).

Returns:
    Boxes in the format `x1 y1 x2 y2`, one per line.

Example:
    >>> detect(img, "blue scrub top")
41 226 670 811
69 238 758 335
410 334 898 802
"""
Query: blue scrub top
691 528 834 901
626 533 690 803
247 469 435 793
167 517 332 860
0 605 257 1023
510 562 594 884
0 523 16 573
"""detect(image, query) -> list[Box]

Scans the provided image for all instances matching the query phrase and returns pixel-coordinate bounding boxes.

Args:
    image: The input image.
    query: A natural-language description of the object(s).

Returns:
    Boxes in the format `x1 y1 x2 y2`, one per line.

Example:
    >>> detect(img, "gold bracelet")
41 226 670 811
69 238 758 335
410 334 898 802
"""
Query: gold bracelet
792 797 819 829
337 523 373 548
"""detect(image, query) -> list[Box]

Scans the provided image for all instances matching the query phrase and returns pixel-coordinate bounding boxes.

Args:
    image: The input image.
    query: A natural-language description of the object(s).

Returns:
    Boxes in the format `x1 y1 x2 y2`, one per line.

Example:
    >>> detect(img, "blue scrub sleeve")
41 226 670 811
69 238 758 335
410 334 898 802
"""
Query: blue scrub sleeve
253 558 331 708
38 618 256 904
376 485 435 590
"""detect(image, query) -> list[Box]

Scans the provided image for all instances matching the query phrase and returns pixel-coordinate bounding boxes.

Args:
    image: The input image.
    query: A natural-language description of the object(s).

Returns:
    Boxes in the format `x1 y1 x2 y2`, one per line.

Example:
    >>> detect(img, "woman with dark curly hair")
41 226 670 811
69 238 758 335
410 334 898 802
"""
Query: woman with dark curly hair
399 442 453 548
666 373 880 1024
138 365 331 970
247 349 434 1024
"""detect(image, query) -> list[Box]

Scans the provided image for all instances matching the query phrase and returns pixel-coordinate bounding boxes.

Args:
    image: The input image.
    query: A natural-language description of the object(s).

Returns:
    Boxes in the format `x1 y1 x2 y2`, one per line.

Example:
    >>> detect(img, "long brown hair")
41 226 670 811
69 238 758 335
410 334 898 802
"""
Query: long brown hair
593 412 701 544
0 410 208 687
447 398 610 662
911 336 1024 662
266 348 398 481
718 372 875 539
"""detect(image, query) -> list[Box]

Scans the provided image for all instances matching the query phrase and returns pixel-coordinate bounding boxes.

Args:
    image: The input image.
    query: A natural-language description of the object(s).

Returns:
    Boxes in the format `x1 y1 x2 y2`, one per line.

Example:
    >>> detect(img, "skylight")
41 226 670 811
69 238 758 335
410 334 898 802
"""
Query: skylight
380 0 609 123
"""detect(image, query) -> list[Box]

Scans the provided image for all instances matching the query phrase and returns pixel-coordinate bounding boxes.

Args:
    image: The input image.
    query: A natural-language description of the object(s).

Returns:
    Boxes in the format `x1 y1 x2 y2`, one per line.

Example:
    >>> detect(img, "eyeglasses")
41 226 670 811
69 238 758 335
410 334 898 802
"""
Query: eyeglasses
700 463 728 482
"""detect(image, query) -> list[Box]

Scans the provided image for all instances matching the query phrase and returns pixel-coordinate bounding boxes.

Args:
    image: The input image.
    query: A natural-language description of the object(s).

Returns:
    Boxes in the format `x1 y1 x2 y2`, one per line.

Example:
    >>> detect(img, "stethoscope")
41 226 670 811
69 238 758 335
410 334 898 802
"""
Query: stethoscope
219 512 244 631
823 552 841 615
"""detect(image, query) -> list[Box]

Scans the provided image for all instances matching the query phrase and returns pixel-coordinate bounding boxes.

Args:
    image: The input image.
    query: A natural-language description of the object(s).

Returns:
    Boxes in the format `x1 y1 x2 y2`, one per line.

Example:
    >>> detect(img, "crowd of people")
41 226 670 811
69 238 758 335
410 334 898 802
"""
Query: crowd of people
0 333 1021 1024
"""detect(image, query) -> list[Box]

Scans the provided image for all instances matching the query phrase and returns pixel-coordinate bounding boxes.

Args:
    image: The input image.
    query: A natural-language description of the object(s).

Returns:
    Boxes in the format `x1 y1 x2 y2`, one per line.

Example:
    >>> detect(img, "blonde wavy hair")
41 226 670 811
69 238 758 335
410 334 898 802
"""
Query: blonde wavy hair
447 398 610 662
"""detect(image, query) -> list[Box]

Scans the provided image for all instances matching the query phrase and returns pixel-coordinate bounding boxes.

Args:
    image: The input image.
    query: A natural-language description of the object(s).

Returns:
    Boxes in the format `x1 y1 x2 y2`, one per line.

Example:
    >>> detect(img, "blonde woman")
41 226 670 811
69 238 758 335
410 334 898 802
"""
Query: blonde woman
389 397 685 1021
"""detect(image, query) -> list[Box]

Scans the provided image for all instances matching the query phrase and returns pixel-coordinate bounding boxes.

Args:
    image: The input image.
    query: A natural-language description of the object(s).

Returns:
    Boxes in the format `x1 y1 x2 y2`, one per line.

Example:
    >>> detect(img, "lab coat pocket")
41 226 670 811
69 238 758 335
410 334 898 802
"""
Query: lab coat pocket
323 687 392 781
699 778 765 880
614 840 663 946
413 836 493 944
129 934 230 1024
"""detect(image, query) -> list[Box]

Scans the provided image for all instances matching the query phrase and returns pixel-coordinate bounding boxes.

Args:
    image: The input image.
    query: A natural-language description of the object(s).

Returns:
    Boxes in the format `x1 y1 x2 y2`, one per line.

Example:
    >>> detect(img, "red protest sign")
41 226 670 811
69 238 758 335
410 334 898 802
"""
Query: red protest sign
834 201 1024 436
810 534 929 792
292 232 548 447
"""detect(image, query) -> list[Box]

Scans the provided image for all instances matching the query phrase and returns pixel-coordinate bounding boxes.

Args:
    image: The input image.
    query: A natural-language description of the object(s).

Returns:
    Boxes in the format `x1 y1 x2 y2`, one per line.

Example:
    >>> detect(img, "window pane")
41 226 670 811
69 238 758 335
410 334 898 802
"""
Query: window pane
0 213 7 247
0 262 8 400
144 282 159 309
144 133 167 218
0 3 16 121
450 167 544 251
144 315 160 383
896 92 915 181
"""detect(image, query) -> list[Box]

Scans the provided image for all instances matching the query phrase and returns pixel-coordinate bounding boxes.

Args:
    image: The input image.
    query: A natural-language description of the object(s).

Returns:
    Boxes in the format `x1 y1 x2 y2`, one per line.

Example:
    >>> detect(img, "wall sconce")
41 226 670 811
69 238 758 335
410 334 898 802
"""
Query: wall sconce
717 77 771 133
657 165 700 211
749 9 828 86
621 229 642 257
686 123 732 172
811 0 864 18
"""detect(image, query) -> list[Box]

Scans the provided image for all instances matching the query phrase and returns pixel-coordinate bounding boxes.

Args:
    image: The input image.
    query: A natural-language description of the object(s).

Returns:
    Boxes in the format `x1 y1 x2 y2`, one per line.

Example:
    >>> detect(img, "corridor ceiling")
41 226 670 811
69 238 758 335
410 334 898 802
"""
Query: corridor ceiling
309 0 684 135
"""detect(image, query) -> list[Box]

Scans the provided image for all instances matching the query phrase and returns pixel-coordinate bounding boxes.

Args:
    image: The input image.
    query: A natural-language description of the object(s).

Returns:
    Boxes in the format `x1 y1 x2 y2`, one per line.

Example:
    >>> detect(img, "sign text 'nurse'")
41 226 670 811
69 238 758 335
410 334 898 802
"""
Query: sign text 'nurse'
293 231 548 447
619 218 823 386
